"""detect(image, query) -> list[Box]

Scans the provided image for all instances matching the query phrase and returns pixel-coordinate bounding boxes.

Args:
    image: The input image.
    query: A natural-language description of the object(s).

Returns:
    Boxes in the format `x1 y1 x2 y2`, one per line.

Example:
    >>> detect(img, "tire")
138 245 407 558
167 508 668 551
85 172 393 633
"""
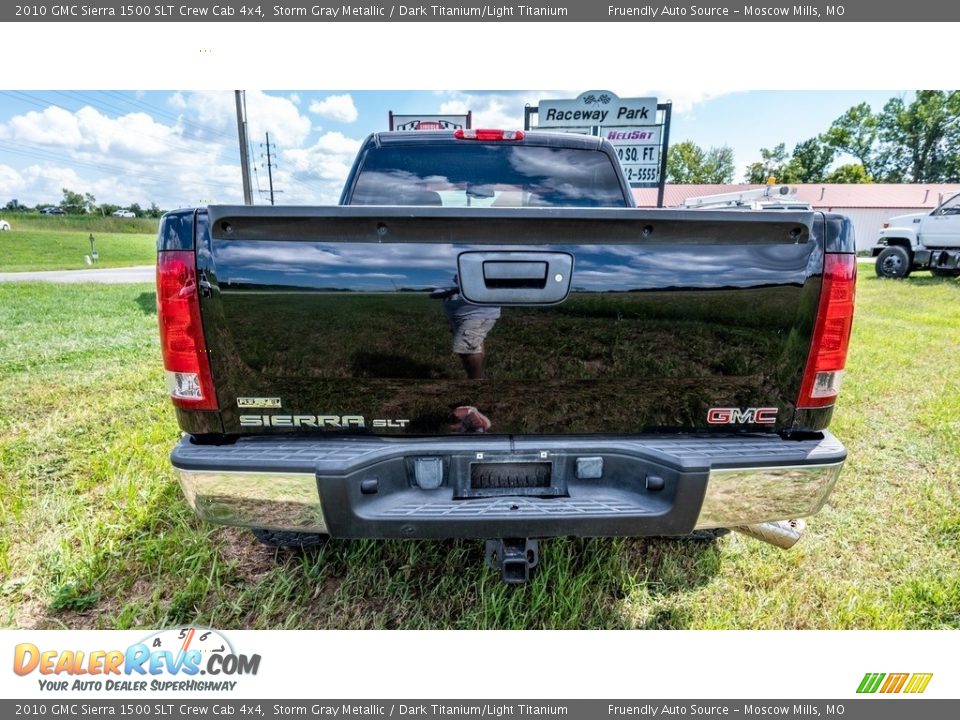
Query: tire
931 267 960 278
875 246 912 279
250 528 329 547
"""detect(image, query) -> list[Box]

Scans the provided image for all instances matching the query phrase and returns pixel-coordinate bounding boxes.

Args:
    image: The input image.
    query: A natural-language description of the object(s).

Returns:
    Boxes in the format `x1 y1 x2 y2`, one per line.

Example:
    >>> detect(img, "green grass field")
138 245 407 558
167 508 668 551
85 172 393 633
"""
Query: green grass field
0 276 958 629
1 215 159 235
0 230 156 272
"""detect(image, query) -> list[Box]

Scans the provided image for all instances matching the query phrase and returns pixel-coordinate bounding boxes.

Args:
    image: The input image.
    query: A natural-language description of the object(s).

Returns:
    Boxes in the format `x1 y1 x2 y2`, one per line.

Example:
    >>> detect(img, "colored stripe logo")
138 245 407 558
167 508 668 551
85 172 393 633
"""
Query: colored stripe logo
857 672 933 694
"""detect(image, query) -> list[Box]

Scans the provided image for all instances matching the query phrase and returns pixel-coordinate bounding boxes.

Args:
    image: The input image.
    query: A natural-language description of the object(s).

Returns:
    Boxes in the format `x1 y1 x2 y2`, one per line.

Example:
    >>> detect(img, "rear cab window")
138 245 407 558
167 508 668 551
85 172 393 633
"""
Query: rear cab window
346 140 630 208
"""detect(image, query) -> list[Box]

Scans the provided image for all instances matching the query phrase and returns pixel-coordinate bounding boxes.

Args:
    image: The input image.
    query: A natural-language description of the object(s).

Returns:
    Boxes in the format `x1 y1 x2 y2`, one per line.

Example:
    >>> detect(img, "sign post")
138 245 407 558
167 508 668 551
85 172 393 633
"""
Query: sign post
525 91 672 206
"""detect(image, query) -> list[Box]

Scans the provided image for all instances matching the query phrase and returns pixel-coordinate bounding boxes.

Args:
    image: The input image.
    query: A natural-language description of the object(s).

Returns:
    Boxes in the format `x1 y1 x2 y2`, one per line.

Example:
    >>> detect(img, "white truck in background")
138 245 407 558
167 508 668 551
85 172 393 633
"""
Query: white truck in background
873 191 960 278
682 184 811 211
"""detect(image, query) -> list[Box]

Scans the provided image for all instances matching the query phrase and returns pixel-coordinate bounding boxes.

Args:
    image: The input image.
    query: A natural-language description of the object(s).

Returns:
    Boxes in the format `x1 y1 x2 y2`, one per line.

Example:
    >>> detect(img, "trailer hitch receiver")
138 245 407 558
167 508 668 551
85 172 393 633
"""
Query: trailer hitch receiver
485 538 540 584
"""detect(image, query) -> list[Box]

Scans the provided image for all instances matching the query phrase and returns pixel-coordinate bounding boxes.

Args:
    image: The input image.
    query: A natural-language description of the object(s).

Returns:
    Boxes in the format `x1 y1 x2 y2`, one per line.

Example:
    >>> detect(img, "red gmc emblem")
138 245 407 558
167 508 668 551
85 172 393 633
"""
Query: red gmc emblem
707 407 779 424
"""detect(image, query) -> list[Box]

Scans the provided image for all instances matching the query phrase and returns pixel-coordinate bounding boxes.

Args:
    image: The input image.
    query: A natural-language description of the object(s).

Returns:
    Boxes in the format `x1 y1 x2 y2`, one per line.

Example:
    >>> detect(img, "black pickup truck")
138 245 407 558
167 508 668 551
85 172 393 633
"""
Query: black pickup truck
158 129 856 583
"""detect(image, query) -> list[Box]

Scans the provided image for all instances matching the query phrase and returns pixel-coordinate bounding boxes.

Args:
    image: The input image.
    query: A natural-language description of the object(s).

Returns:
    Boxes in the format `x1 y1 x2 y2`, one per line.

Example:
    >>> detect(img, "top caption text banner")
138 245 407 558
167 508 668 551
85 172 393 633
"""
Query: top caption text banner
5 1 960 22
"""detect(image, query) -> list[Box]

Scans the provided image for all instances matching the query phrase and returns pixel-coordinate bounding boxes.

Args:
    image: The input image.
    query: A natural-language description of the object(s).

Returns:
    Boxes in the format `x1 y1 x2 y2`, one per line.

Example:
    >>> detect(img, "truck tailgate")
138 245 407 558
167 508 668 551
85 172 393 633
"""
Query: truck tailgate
198 206 825 436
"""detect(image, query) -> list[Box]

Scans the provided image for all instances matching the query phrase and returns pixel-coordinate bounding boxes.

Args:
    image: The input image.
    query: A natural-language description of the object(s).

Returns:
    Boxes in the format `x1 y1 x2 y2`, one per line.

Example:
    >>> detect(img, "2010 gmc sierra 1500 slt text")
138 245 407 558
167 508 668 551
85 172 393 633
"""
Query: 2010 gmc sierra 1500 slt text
157 130 856 582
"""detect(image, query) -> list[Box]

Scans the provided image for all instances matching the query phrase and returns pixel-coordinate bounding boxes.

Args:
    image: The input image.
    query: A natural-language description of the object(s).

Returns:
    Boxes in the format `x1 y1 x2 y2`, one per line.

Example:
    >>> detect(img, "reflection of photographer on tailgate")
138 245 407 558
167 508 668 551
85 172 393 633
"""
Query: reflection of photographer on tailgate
431 275 500 380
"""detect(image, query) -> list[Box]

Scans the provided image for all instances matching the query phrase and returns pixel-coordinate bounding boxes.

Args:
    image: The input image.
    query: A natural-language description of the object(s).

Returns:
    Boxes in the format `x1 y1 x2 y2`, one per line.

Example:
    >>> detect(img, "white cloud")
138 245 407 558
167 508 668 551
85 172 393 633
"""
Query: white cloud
311 131 363 155
0 105 187 159
0 165 25 197
308 94 359 123
439 95 526 130
0 106 84 146
645 90 734 114
282 131 364 203
177 90 312 147
1 164 86 206
0 91 335 207
0 101 240 207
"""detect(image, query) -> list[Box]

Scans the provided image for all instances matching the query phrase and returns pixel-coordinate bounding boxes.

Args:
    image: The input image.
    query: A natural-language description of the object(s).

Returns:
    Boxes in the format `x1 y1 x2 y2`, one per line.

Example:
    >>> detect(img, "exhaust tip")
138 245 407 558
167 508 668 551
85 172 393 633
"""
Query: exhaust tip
734 518 806 549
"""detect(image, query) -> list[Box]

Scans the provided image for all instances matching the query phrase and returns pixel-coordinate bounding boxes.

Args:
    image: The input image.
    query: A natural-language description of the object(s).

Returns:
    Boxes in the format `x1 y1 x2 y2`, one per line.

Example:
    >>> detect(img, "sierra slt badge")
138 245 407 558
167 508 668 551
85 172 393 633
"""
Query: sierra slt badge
240 415 364 428
239 415 410 429
707 407 778 424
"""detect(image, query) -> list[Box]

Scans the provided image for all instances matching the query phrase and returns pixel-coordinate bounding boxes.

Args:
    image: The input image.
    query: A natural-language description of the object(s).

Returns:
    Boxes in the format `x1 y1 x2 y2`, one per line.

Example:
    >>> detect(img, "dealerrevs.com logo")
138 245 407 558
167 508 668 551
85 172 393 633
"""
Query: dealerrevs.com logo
13 627 260 692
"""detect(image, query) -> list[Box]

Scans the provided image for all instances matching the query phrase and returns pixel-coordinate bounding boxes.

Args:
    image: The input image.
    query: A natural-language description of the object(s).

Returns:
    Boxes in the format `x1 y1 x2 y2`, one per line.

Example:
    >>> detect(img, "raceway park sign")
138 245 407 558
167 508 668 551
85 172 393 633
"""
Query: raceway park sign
528 91 669 191
537 91 657 128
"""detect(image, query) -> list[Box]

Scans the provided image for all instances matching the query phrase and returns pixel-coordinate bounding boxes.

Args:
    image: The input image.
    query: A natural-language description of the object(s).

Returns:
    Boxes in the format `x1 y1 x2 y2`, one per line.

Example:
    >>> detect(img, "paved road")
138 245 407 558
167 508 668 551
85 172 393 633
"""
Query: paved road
0 265 154 283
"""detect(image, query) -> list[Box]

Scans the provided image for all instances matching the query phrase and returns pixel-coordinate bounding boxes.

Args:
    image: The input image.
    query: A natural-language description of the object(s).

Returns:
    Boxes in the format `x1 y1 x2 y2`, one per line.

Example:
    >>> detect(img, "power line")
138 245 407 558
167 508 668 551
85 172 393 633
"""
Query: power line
252 156 264 199
1 90 243 163
91 92 336 200
100 90 244 145
0 90 257 204
58 90 245 162
260 132 282 205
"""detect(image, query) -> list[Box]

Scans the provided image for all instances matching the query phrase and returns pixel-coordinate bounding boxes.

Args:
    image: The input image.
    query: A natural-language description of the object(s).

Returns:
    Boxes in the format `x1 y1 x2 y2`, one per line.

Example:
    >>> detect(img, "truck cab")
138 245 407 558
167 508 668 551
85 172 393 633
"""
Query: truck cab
873 192 960 278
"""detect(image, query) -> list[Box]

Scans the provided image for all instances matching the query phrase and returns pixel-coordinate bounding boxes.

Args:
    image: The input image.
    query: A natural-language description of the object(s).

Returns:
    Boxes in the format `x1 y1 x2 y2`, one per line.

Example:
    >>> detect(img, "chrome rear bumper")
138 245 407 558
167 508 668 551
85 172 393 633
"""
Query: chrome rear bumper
179 469 328 534
694 462 843 529
174 432 845 542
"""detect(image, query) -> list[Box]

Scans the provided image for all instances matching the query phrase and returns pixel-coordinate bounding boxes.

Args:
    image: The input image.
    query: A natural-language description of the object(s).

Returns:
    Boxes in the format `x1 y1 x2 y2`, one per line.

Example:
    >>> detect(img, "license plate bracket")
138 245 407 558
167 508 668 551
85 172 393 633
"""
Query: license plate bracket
455 458 565 499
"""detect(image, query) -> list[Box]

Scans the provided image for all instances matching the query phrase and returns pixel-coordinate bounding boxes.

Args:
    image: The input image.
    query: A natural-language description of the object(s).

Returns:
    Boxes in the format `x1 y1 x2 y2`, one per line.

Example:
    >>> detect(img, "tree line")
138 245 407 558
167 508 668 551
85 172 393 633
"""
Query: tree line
667 91 960 185
4 189 166 218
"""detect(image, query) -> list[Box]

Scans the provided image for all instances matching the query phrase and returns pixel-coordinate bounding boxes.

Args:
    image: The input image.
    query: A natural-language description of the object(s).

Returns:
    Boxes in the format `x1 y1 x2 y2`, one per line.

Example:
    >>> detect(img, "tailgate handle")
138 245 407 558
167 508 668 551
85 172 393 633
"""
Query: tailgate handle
482 261 548 288
458 251 573 305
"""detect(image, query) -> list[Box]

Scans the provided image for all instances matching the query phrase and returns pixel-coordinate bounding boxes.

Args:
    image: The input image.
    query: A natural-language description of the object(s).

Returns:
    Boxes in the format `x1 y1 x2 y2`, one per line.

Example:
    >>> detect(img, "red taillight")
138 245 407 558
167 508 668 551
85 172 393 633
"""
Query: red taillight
453 128 525 141
797 254 857 409
156 250 217 410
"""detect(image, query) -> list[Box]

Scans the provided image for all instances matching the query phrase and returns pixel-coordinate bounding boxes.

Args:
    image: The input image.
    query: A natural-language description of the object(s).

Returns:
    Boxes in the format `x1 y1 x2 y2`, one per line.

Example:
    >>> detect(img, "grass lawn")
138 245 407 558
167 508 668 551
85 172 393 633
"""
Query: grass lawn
1 215 159 235
0 276 958 629
0 230 156 272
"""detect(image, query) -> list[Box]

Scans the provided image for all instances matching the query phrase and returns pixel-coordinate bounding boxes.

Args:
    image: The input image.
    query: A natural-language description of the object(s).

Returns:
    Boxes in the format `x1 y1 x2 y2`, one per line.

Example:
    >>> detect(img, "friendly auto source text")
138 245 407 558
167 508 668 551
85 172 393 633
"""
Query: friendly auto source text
608 5 843 17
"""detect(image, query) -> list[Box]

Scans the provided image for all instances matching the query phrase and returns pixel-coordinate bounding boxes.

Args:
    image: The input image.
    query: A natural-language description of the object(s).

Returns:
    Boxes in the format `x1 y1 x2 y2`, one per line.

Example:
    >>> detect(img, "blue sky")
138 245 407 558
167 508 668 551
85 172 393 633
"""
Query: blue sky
0 90 908 209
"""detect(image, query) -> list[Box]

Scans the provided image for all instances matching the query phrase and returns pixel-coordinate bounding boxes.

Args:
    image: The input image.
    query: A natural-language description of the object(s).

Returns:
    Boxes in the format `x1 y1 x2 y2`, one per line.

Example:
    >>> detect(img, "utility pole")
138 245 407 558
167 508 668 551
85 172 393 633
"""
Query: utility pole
234 90 253 205
259 132 282 205
265 132 276 205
